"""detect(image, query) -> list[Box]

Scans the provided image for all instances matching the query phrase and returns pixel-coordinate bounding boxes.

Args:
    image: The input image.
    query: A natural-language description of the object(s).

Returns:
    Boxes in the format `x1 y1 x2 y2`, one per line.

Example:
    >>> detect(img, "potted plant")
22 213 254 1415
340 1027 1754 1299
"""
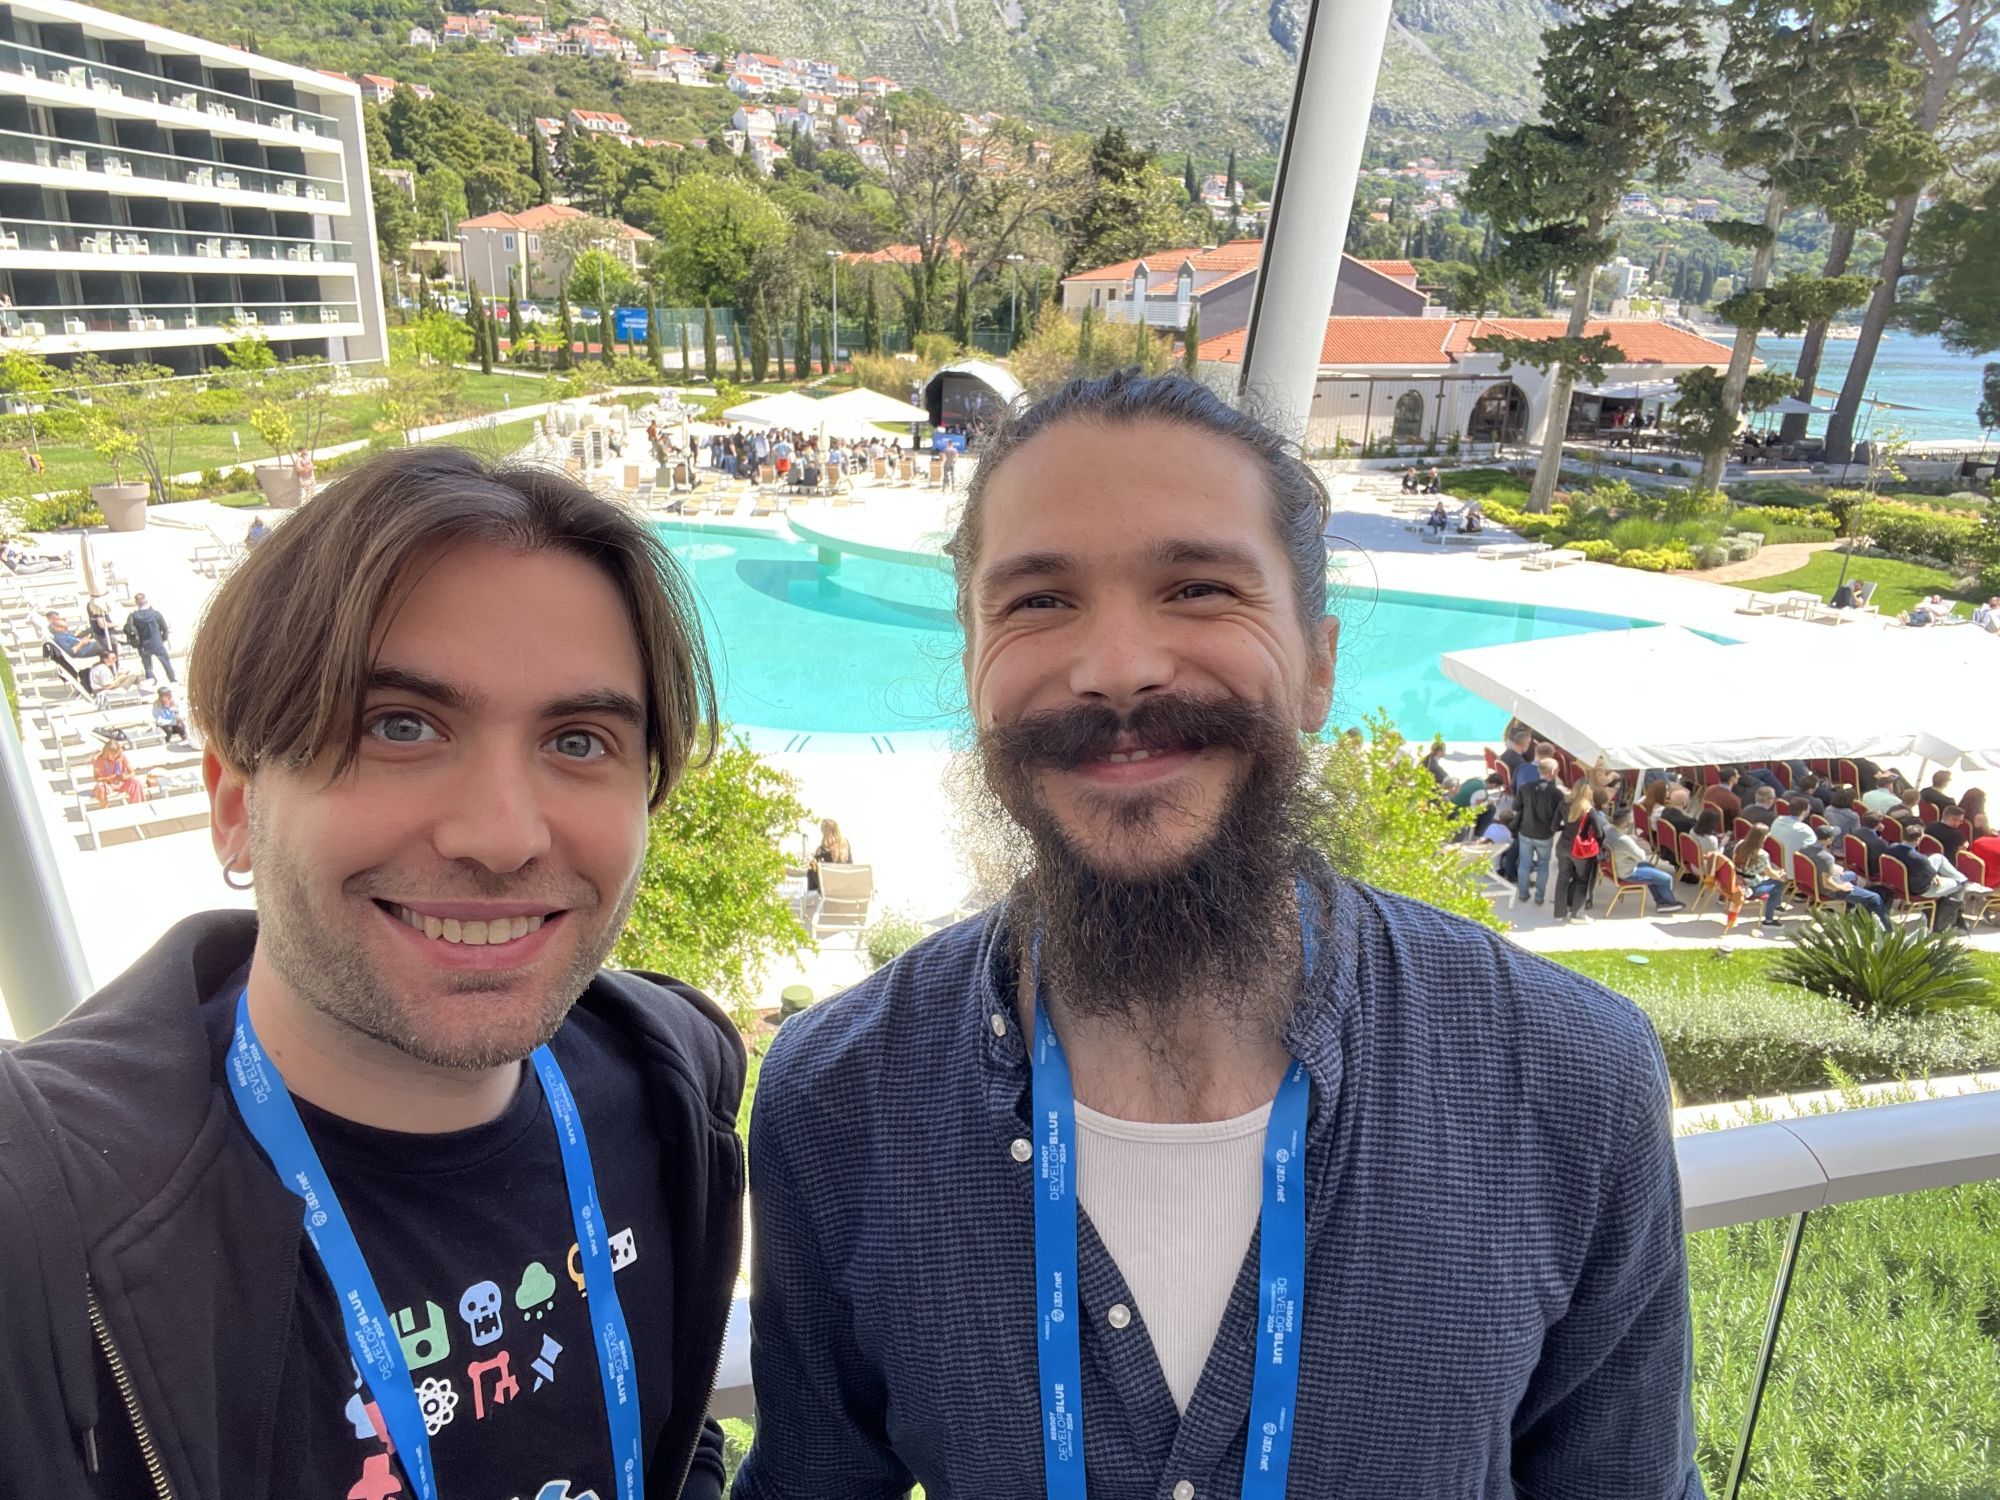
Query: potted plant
85 417 149 532
249 399 300 507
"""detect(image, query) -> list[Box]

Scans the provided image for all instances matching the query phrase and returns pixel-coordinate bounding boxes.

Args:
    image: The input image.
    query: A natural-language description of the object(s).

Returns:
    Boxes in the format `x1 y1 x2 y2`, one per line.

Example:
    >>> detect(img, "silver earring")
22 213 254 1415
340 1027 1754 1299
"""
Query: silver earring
222 865 253 891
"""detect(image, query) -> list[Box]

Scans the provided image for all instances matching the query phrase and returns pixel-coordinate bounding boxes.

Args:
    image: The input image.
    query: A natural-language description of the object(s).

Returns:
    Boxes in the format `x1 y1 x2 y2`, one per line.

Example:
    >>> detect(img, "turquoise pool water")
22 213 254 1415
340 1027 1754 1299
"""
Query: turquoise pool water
655 523 1643 745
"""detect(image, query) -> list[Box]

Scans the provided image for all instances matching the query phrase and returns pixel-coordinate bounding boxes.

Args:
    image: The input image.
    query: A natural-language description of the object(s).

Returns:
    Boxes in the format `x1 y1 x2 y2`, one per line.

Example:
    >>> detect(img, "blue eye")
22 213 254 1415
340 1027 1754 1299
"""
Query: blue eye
551 730 606 759
370 713 439 744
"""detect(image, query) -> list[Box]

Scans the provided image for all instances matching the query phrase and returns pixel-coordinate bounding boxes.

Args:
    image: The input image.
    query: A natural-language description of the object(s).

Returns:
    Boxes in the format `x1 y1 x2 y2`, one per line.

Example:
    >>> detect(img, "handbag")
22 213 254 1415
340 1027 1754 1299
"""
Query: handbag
1569 818 1601 860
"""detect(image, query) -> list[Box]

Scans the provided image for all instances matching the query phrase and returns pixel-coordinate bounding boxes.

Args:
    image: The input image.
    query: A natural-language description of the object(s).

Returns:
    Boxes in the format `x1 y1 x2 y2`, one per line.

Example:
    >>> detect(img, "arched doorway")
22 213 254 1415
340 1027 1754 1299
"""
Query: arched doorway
1468 382 1528 444
1392 390 1425 444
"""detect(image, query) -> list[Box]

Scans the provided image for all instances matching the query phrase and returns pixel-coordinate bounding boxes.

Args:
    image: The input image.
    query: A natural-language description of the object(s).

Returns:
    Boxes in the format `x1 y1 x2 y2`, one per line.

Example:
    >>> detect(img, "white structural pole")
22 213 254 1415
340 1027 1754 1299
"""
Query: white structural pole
0 701 91 1038
1235 0 1398 441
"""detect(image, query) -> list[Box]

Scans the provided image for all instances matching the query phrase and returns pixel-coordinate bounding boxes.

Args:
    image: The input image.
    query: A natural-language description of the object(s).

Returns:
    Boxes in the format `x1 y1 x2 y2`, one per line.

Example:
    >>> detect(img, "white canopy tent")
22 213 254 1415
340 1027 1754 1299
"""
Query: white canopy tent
722 392 830 429
1438 626 1925 769
815 387 930 425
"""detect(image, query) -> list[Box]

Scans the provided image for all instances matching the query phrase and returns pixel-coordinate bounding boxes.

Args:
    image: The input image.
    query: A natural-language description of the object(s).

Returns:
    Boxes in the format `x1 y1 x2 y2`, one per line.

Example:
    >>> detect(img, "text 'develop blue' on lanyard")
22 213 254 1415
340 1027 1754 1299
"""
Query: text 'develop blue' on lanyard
1028 879 1319 1500
226 991 643 1500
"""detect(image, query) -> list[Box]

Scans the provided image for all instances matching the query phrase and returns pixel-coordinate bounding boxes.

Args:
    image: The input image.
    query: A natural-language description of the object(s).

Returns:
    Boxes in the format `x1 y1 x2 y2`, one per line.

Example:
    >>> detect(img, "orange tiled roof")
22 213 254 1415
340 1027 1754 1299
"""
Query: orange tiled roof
1198 316 1733 368
1359 258 1417 279
458 203 652 238
1442 318 1734 364
841 239 965 265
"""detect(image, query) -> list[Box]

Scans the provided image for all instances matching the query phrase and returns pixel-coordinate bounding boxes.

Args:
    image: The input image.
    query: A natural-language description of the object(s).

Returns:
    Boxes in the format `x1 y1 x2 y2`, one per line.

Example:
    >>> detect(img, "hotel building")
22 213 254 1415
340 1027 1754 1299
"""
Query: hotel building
0 0 386 371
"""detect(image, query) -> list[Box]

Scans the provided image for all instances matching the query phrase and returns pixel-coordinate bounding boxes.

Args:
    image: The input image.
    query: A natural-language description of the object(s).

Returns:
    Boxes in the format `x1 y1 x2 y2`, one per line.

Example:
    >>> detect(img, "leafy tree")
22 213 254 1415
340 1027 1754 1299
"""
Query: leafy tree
1982 364 2000 434
73 359 197 503
861 271 881 356
469 296 493 374
1183 153 1197 201
414 164 468 242
1466 0 1710 510
529 127 555 205
1067 126 1210 276
0 350 56 458
733 314 746 384
1314 712 1502 931
651 174 791 305
702 300 718 383
371 172 419 266
1904 178 2000 354
609 730 813 1023
1824 0 1996 461
1181 303 1200 376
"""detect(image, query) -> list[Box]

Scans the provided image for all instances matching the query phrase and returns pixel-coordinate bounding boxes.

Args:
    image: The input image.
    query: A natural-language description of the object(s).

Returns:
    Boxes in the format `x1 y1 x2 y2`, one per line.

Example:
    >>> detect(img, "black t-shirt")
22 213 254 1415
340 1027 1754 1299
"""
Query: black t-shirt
222 1007 676 1500
1927 821 1970 860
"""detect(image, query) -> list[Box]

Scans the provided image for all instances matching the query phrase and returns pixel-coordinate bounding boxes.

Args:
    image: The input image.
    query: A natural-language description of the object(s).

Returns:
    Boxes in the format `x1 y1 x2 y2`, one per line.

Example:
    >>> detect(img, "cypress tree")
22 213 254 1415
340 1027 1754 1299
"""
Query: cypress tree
953 276 971 350
1134 313 1150 373
466 294 484 365
529 129 555 204
701 300 717 382
1183 153 1197 201
679 319 692 385
1225 147 1237 229
486 313 499 370
749 290 770 382
732 310 745 383
645 293 663 369
793 292 810 381
819 307 833 375
861 271 880 355
506 275 523 348
553 276 572 370
599 298 615 365
1181 303 1200 376
1077 305 1095 375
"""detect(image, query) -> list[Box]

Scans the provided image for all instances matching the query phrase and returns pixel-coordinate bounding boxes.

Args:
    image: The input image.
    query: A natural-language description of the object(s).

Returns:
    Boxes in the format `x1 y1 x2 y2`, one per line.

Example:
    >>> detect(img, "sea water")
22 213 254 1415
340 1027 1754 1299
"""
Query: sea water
1755 330 1991 445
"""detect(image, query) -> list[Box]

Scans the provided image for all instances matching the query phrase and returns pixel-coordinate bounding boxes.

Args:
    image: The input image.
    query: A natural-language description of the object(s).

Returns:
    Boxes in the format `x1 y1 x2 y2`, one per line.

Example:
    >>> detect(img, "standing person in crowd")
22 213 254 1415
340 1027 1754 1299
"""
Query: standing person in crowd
293 446 316 502
737 371 1700 1500
1607 807 1686 912
941 442 958 492
1513 757 1566 906
1552 781 1607 925
1803 826 1891 930
1498 726 1533 784
1729 831 1787 935
86 599 117 658
0 449 746 1498
124 591 176 683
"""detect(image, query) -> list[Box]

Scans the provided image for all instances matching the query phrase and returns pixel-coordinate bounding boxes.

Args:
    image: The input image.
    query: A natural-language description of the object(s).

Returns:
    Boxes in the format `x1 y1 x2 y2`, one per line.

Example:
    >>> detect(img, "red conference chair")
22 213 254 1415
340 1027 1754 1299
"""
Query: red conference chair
1808 758 1831 779
1773 762 1793 790
1876 858 1937 927
1700 765 1720 787
1791 852 1830 914
1484 746 1498 774
1917 834 1945 859
1838 758 1859 789
1633 804 1653 844
1956 852 1996 925
1712 857 1745 928
1844 834 1875 881
1807 813 1827 830
1678 831 1703 882
1881 817 1903 842
1599 851 1656 919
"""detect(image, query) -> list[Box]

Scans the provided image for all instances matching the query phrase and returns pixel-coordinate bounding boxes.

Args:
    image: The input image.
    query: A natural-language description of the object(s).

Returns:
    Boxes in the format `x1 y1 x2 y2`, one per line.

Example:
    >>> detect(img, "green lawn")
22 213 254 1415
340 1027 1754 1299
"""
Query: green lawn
1748 550 1976 619
20 372 531 495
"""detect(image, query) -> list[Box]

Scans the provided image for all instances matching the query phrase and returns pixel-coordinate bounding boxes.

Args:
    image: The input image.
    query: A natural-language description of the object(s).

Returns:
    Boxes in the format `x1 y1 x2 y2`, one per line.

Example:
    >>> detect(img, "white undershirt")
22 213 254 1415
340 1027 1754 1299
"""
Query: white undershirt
1074 1099 1271 1413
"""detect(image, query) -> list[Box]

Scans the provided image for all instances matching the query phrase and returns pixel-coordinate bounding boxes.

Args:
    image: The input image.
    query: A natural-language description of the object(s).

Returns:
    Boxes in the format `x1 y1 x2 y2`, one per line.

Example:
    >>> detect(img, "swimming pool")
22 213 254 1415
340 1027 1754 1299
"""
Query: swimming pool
654 522 1644 746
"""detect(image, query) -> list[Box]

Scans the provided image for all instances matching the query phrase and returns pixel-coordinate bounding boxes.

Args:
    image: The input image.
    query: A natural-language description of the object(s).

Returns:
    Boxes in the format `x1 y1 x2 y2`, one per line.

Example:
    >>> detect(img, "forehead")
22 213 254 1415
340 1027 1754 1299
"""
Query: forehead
975 417 1281 567
373 541 646 699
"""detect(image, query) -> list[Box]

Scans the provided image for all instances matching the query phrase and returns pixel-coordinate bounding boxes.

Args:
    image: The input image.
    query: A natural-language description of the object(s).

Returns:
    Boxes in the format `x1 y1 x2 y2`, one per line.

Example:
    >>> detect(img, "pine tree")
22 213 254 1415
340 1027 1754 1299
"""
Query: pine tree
749 290 771 382
599 298 615 365
701 300 717 383
1181 303 1200 376
793 292 810 381
861 272 880 356
529 129 555 205
553 276 573 370
1077 305 1096 376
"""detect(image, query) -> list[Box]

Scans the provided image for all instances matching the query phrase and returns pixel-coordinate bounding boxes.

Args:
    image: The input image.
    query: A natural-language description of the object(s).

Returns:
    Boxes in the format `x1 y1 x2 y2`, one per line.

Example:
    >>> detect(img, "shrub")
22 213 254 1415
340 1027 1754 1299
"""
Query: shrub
1314 710 1502 931
1725 539 1760 562
1863 505 1997 569
611 730 813 1027
1771 909 1996 1018
1616 547 1672 572
1692 544 1727 570
20 489 100 530
1573 538 1618 561
1731 505 1838 542
1979 561 2000 598
864 911 927 971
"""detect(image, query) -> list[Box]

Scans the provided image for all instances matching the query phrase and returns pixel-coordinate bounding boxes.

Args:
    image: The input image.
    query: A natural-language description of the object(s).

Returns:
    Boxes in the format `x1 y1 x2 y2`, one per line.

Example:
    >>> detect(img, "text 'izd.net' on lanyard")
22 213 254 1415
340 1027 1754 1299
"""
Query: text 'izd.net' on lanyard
225 991 644 1500
1028 879 1318 1500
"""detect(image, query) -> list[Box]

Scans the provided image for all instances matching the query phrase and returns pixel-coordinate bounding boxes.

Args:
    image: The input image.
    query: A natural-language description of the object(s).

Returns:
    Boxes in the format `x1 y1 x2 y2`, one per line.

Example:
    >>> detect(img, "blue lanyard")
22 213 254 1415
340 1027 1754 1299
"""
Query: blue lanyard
225 992 644 1500
1028 882 1318 1500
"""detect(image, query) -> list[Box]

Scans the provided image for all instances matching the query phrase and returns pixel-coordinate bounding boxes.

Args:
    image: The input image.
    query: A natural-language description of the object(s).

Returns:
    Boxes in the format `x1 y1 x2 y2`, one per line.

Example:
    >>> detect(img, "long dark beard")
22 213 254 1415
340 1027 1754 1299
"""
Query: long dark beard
960 694 1327 1045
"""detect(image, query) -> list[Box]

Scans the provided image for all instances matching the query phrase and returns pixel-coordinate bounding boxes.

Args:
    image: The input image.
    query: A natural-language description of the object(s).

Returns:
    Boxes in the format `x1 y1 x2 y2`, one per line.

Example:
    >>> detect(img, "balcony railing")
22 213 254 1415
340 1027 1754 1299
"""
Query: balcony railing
0 216 351 264
0 298 362 338
0 127 344 203
1097 298 1191 329
0 37 337 138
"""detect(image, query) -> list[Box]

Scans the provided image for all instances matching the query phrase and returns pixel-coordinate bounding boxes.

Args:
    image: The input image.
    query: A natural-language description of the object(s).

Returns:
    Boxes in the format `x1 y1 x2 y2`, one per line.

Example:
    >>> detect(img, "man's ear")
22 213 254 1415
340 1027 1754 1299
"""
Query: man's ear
1302 615 1339 733
205 747 251 877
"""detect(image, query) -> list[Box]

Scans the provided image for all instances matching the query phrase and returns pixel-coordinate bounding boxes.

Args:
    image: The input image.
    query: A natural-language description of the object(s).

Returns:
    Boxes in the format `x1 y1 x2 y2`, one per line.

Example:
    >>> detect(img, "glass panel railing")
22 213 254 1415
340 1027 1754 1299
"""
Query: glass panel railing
0 300 361 337
0 38 338 137
0 127 345 202
0 216 351 263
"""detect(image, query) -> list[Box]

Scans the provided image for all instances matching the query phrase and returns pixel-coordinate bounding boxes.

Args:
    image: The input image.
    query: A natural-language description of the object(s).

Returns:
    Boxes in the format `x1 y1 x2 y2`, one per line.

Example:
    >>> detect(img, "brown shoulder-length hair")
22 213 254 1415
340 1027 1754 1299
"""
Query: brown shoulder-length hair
188 447 715 811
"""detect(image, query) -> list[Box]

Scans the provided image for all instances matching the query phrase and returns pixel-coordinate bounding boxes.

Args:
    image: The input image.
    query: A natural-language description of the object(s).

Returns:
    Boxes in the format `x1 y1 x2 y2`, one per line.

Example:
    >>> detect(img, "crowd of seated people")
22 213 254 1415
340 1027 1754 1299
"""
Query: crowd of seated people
1452 728 1996 934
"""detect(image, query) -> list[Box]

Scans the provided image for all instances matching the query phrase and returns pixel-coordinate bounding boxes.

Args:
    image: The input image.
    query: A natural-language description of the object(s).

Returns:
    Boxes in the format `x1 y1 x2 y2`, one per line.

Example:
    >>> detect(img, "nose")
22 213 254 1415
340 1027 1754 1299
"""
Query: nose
430 741 554 875
1066 595 1175 708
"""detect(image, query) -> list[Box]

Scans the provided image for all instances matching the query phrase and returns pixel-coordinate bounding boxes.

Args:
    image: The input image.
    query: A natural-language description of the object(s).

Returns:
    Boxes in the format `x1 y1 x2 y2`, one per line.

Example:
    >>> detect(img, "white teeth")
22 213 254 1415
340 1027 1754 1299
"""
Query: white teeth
394 906 547 946
1105 748 1157 764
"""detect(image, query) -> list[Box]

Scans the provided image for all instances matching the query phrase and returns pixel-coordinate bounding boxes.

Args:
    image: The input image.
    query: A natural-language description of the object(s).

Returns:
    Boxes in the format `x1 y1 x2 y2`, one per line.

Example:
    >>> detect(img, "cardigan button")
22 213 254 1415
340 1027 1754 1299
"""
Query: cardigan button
1173 1482 1195 1500
1010 1137 1032 1162
1107 1303 1131 1329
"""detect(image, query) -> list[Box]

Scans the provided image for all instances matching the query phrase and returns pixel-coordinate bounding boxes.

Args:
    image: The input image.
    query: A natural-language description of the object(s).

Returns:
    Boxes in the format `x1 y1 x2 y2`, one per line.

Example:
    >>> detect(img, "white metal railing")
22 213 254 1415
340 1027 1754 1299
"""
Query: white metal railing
0 216 351 263
1097 299 1190 329
0 126 344 201
0 299 361 338
0 36 338 136
706 1089 2000 1462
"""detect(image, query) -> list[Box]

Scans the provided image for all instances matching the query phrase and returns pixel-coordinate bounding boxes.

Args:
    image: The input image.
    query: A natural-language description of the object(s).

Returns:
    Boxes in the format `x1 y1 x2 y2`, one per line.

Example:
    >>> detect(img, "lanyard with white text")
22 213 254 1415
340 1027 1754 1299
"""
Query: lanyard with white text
1028 882 1318 1500
225 991 644 1500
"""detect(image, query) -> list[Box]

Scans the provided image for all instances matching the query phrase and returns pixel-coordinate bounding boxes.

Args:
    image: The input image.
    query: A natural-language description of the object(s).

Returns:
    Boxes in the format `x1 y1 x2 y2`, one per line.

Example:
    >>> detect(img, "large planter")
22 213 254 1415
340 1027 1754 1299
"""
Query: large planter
254 464 302 509
91 481 150 533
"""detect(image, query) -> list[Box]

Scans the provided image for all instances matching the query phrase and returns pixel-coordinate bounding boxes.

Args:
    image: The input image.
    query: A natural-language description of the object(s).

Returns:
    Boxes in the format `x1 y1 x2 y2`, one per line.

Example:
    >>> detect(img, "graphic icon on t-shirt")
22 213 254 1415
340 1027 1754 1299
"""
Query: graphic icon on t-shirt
528 1483 600 1500
565 1242 586 1296
416 1374 460 1435
392 1300 452 1370
530 1333 565 1391
467 1350 522 1419
459 1280 505 1346
608 1228 637 1271
347 1452 402 1500
343 1392 374 1440
515 1261 559 1319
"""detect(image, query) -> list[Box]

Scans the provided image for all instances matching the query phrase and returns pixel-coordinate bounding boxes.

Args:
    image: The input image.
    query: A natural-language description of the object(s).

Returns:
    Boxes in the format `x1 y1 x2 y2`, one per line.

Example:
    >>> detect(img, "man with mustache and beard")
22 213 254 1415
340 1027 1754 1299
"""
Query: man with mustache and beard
0 449 745 1500
735 372 1700 1499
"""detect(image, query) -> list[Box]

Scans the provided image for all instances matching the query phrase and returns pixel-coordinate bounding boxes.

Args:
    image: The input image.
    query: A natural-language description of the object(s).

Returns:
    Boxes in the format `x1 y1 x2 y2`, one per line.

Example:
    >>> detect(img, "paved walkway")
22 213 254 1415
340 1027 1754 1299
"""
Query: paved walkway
1698 540 1838 585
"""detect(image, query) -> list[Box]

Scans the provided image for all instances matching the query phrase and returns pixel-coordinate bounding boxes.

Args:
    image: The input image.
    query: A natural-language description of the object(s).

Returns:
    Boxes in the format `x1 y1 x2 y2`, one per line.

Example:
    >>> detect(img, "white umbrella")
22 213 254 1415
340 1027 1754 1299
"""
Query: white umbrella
1770 396 1834 416
78 530 104 600
815 387 930 425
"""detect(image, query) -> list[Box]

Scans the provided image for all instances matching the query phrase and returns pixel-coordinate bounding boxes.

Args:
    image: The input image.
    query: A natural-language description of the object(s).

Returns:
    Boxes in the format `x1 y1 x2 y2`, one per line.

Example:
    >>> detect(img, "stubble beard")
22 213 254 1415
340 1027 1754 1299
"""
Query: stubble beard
246 794 640 1071
958 694 1328 1054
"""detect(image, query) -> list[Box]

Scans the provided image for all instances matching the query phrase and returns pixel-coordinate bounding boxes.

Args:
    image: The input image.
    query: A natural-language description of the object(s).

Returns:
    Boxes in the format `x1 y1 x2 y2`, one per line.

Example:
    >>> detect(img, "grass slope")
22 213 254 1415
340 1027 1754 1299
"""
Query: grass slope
1749 551 1977 620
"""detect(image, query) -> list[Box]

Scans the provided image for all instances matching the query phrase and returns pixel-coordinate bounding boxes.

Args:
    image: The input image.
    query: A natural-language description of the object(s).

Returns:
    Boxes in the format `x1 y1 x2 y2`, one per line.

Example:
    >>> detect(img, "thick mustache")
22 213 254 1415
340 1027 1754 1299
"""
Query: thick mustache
985 695 1281 771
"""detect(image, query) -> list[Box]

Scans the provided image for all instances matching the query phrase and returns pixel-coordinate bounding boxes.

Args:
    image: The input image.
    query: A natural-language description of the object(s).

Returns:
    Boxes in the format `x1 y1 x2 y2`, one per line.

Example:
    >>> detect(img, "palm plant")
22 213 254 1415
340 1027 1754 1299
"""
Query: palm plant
1771 909 1995 1018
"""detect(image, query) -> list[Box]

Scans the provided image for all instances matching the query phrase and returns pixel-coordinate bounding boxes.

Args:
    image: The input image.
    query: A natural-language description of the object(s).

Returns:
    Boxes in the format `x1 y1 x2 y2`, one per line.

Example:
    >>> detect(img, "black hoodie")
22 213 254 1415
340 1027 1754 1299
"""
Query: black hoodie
0 910 744 1499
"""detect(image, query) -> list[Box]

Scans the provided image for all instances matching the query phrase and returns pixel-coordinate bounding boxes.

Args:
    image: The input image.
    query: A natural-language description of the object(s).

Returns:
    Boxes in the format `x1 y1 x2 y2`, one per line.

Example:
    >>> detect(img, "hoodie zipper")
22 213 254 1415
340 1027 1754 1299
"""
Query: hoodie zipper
86 1282 175 1499
668 1319 733 1499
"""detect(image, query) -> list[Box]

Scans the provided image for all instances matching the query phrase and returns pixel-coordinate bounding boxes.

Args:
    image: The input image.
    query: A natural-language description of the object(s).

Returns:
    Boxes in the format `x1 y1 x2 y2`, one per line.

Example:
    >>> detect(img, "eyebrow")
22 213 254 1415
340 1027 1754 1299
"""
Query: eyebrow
365 667 646 729
977 537 1270 597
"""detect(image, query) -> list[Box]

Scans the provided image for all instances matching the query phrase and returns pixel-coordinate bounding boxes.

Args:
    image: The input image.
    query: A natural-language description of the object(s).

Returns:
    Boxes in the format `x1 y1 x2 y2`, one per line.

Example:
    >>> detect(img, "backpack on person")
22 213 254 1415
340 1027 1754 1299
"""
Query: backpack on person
122 616 142 651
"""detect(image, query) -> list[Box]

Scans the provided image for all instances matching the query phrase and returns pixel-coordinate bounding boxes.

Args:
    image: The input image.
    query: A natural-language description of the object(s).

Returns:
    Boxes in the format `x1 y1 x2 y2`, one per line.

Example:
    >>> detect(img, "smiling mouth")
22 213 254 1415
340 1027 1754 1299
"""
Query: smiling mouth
376 901 559 947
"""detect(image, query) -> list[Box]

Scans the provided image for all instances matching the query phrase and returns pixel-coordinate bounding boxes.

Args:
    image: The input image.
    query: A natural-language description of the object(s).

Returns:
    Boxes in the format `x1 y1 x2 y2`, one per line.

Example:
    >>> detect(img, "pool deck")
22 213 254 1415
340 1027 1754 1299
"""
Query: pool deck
7 459 1996 1039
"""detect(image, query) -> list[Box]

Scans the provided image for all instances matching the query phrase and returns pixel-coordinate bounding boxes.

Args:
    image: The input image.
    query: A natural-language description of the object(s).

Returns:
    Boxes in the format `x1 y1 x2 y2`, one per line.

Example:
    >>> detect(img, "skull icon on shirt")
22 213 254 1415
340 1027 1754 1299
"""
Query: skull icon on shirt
458 1280 504 1347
